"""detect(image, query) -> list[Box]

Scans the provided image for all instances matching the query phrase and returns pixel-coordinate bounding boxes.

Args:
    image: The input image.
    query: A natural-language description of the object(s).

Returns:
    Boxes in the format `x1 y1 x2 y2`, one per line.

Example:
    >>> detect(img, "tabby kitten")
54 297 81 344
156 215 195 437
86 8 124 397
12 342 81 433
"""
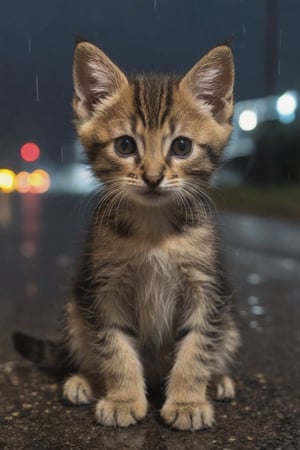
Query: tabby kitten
14 41 240 431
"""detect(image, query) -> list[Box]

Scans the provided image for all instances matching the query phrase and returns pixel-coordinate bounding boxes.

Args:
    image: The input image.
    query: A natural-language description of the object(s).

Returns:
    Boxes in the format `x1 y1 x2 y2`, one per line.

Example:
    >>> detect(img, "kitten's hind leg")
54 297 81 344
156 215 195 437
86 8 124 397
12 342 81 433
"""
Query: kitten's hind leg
63 374 95 405
215 375 235 401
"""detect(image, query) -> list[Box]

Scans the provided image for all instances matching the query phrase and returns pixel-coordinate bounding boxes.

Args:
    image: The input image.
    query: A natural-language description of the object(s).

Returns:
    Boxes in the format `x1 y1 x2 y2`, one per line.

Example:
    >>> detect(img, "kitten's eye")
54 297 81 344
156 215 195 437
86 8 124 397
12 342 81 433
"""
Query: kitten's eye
115 136 137 157
170 137 192 158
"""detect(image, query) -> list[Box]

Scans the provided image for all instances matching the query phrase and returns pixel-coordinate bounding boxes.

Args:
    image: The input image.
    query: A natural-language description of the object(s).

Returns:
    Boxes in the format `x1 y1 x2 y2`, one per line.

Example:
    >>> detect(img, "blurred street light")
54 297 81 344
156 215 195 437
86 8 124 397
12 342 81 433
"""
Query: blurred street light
0 169 16 193
20 142 40 162
276 91 298 123
238 110 258 131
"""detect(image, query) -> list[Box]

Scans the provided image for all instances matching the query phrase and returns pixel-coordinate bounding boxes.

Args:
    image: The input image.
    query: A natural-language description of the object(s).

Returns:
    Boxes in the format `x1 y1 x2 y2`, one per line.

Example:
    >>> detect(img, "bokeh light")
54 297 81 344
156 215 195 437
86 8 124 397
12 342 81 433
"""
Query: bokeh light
276 91 298 124
16 171 30 193
29 169 50 194
238 110 258 131
0 169 16 193
276 91 297 116
20 142 40 162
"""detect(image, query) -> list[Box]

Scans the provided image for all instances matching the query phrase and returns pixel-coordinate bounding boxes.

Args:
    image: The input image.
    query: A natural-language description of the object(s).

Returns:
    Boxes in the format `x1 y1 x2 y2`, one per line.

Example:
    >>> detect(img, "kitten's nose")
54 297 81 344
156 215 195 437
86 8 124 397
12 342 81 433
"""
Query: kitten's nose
143 173 164 188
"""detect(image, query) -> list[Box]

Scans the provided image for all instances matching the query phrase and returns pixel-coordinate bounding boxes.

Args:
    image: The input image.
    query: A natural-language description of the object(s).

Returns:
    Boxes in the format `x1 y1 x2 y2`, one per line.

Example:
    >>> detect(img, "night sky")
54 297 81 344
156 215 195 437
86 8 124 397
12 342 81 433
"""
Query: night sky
0 0 299 168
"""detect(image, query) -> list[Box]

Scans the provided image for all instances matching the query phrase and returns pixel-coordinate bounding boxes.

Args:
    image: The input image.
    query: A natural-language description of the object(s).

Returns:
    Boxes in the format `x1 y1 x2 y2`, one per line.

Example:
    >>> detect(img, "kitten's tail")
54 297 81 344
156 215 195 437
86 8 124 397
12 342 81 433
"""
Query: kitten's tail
13 331 72 374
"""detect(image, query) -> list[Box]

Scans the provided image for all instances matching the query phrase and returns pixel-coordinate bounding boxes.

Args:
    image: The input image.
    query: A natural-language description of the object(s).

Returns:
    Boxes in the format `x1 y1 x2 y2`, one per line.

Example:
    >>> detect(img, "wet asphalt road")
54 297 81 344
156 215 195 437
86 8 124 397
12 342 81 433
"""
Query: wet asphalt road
0 193 299 449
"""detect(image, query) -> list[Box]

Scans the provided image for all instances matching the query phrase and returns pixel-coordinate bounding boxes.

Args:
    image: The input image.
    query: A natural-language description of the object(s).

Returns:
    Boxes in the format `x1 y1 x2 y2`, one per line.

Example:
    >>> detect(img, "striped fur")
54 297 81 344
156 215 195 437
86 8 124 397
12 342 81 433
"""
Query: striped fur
16 41 240 431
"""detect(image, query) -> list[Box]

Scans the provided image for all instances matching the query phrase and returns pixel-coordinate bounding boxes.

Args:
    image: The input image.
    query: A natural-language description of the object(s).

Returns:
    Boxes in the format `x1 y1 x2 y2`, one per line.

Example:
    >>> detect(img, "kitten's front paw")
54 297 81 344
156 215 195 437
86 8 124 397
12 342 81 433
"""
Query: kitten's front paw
161 400 214 431
63 374 94 405
95 396 148 427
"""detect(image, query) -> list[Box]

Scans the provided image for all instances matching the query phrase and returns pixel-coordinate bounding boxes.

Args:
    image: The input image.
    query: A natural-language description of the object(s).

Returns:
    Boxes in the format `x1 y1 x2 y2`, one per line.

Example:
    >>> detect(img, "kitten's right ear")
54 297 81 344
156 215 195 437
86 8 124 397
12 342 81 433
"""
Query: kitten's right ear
73 41 128 122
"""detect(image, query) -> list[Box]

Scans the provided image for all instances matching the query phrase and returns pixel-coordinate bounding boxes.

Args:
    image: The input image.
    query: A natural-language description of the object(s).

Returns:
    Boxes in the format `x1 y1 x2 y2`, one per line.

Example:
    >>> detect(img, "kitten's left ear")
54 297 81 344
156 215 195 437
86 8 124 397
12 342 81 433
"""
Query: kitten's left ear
179 45 234 123
73 41 128 122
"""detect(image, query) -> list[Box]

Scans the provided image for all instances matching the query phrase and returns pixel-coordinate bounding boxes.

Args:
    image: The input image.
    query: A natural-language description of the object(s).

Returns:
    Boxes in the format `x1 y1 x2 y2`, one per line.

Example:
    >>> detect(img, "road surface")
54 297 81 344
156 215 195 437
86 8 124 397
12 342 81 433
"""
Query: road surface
0 193 299 449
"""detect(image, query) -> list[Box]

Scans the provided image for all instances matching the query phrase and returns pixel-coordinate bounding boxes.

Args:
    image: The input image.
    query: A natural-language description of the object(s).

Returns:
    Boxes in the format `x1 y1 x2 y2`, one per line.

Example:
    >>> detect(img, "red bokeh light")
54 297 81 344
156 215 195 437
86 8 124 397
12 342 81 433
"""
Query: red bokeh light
20 142 40 162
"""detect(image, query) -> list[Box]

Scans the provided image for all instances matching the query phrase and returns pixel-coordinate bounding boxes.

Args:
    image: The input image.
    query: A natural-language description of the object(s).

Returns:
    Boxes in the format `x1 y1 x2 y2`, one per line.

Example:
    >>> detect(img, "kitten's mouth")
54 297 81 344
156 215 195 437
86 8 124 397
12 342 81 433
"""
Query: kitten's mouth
144 188 164 196
130 185 170 205
142 186 170 200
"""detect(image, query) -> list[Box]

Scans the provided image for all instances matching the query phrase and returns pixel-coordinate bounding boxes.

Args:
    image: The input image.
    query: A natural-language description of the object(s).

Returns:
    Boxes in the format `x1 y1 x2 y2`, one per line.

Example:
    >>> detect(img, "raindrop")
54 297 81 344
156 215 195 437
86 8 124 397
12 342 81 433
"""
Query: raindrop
249 320 258 329
279 30 282 49
247 273 262 285
28 38 32 56
251 305 264 316
154 0 157 9
35 75 40 102
247 295 260 305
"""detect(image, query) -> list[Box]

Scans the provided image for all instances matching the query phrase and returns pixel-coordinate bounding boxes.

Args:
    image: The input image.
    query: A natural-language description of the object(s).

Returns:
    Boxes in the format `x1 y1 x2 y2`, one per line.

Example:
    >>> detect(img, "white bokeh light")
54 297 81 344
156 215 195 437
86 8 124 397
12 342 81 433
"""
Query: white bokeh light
238 110 258 131
276 91 297 116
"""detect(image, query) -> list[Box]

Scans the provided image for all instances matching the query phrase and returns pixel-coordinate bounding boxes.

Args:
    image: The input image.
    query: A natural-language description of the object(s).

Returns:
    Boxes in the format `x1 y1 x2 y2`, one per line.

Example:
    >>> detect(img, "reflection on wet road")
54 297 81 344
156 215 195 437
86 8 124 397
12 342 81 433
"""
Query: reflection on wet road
219 212 300 339
0 193 299 449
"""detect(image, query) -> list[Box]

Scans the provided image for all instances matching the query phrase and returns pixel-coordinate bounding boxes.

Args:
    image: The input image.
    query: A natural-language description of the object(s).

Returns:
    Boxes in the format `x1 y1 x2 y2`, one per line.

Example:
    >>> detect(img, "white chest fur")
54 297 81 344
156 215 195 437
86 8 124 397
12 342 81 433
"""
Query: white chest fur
135 248 178 346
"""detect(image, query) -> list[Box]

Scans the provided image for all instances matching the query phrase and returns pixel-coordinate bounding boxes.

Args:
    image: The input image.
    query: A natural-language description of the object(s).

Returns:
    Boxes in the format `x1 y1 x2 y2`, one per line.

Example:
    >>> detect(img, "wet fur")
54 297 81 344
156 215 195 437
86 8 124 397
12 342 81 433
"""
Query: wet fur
16 41 240 431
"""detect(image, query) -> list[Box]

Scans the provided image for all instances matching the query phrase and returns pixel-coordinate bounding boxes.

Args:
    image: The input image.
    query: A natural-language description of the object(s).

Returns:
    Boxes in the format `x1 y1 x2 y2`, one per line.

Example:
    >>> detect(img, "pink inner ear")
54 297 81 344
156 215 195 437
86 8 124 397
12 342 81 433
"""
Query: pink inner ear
73 42 128 121
195 62 233 100
181 46 234 104
75 60 110 107
179 47 234 122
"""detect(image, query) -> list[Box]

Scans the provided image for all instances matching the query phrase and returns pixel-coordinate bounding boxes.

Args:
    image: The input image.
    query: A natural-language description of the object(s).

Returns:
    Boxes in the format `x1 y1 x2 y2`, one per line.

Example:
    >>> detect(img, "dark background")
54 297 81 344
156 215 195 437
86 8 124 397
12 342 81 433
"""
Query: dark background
0 0 299 170
0 3 299 447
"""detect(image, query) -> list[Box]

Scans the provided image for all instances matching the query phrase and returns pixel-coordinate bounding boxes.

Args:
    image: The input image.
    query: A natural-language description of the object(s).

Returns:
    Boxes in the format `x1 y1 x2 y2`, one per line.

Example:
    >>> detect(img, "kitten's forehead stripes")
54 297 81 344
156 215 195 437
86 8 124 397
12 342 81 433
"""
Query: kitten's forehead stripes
133 79 147 127
130 113 137 135
132 76 174 130
159 78 174 127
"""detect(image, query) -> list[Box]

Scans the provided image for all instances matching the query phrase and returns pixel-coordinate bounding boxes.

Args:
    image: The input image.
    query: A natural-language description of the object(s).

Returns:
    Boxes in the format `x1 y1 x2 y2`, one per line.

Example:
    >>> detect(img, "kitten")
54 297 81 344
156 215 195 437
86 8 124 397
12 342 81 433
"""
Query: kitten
14 41 240 431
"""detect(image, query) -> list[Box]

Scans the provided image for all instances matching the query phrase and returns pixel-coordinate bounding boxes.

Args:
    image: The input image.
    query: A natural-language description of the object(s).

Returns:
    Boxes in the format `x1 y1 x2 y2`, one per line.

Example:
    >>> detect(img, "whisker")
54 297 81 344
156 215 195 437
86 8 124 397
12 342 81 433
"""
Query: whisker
174 179 216 225
93 181 126 232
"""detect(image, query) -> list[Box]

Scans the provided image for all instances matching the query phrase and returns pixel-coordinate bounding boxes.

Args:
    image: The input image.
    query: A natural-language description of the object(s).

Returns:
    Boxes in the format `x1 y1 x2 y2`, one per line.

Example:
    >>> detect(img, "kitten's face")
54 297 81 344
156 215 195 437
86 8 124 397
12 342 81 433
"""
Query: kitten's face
73 42 234 207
